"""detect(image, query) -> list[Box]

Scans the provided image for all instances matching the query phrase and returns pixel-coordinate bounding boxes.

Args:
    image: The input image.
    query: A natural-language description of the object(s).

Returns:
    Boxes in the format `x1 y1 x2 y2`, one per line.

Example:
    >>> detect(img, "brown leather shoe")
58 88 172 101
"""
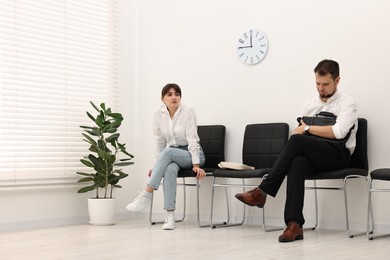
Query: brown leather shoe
278 222 304 242
234 187 266 208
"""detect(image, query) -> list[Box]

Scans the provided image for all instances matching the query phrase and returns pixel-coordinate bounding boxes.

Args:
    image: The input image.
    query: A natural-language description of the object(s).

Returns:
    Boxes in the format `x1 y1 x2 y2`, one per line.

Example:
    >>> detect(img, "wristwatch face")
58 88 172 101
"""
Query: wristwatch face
304 125 310 132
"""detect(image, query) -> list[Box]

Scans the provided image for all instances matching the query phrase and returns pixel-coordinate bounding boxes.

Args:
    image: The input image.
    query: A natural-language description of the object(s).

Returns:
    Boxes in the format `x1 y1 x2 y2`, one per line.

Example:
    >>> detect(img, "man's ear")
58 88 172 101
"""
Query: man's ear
335 76 341 85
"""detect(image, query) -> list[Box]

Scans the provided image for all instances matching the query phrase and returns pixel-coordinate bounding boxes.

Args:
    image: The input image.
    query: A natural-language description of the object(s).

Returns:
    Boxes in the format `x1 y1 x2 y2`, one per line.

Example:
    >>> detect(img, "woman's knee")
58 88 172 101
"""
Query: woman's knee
158 148 175 160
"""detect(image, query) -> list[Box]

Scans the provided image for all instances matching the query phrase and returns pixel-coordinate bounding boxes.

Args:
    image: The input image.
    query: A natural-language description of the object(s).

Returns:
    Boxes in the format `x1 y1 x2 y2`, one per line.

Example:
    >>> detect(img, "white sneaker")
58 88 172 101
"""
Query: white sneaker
162 214 175 230
126 192 152 211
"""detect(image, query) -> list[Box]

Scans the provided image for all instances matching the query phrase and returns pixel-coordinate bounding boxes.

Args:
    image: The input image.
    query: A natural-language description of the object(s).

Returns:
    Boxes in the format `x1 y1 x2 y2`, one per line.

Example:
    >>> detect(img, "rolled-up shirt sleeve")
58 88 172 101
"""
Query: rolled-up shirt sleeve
332 97 358 139
185 108 201 164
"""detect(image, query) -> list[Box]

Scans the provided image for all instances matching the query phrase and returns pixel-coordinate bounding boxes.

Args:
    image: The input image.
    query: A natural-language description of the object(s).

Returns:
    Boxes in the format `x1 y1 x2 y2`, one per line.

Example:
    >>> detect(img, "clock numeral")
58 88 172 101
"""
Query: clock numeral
237 29 268 65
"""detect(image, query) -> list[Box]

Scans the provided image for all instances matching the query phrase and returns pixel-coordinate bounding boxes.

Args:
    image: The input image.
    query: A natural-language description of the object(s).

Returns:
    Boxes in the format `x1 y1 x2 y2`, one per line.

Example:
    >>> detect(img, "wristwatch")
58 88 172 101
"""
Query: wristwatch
304 125 311 134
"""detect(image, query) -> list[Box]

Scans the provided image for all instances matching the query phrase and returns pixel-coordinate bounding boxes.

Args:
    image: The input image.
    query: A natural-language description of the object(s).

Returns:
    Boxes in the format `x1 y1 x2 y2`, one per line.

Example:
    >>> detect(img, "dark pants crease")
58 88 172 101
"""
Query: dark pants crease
259 134 350 226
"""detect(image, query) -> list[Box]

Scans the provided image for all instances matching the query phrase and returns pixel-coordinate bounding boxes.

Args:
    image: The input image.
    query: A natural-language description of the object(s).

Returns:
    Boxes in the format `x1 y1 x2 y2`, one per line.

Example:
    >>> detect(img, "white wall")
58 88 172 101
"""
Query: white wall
123 0 390 230
2 0 390 232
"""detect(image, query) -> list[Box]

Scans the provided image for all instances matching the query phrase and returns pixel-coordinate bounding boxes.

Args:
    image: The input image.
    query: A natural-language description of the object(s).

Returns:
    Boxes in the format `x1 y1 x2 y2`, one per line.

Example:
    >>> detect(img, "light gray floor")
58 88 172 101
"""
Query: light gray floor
0 219 389 260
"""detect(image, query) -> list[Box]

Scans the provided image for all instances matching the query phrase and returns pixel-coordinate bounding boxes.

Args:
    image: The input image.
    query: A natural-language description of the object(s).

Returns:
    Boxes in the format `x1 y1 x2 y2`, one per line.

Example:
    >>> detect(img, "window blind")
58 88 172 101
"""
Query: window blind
0 0 119 189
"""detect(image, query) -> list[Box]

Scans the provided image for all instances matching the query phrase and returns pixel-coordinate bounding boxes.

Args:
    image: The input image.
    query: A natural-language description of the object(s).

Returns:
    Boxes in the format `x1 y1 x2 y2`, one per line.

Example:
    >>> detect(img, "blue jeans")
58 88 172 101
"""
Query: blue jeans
148 146 205 210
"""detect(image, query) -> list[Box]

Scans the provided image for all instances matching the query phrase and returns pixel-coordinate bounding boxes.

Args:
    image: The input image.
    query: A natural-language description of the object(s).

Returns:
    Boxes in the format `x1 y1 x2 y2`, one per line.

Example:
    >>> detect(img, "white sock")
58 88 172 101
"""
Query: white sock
166 211 175 218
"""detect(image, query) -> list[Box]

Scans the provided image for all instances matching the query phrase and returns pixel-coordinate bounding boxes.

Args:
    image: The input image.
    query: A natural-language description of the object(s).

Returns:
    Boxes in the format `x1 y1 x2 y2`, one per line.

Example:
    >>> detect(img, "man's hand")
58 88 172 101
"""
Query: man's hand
293 120 307 135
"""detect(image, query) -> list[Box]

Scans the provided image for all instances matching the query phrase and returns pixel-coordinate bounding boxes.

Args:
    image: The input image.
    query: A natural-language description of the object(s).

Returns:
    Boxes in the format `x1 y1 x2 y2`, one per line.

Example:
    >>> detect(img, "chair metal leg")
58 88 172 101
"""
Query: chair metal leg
261 204 284 232
367 178 374 240
304 180 318 231
305 177 370 237
366 178 381 240
211 177 243 228
343 175 370 238
194 179 214 228
149 179 186 225
210 178 283 231
343 178 352 238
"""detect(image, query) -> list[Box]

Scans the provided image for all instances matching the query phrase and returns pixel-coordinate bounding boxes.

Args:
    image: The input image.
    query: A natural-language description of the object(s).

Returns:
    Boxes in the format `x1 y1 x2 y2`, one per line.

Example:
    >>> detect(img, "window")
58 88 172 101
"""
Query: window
0 0 119 189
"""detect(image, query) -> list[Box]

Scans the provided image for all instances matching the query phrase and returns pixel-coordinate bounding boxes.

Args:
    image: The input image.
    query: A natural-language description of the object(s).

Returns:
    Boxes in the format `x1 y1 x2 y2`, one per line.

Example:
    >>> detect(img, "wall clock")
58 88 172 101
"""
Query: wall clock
237 29 268 65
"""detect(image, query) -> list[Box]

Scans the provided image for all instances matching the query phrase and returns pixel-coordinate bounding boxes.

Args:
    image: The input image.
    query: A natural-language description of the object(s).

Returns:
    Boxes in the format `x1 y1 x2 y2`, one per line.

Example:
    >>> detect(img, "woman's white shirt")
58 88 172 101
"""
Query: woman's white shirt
153 103 201 164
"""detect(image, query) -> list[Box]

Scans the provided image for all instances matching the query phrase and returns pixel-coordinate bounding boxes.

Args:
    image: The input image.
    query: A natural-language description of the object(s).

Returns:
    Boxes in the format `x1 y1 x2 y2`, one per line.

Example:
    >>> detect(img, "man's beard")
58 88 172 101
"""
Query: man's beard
320 89 336 99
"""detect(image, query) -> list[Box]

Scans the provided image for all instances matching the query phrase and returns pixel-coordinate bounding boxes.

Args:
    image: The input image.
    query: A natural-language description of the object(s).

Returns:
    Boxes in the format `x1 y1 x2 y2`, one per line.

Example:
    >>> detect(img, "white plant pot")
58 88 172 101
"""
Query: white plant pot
88 198 116 226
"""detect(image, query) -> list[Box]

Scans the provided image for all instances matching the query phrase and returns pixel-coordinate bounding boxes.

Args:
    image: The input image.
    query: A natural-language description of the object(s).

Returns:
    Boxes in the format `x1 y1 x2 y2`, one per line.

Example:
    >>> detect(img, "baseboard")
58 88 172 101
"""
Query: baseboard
3 212 390 236
0 215 89 232
0 212 135 232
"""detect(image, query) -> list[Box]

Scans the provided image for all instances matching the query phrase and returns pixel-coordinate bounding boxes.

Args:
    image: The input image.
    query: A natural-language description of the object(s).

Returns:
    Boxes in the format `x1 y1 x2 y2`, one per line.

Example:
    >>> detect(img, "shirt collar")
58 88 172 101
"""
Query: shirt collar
320 90 340 104
160 103 183 115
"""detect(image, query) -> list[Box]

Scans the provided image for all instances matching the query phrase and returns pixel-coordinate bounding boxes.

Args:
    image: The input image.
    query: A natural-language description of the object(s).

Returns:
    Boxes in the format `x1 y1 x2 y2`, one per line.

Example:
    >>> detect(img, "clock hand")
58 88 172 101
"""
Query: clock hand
237 46 252 49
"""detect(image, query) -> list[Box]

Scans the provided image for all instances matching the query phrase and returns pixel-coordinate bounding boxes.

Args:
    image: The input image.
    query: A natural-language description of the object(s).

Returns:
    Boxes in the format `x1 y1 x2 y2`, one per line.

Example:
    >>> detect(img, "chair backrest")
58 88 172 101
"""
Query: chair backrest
350 118 368 170
242 123 289 169
198 125 226 170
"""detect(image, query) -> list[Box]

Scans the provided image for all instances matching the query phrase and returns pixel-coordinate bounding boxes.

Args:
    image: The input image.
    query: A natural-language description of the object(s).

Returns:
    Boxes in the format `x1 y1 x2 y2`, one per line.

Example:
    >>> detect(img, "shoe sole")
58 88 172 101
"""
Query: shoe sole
162 227 175 230
126 202 151 212
278 234 304 242
234 195 265 208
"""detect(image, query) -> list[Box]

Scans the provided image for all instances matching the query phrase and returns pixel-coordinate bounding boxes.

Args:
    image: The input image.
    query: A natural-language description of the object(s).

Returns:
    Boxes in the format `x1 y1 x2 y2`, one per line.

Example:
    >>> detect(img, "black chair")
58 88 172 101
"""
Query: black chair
149 125 226 227
366 168 390 240
210 123 289 230
305 118 369 238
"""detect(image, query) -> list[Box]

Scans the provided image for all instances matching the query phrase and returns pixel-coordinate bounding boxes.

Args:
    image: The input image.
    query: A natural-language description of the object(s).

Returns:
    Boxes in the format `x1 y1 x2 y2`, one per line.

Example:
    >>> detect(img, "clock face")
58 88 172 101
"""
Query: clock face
237 29 268 65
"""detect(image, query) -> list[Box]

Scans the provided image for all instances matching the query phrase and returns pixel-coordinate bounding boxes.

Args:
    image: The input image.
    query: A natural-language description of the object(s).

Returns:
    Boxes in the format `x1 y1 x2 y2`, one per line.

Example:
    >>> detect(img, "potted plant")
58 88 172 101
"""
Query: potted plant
76 101 134 225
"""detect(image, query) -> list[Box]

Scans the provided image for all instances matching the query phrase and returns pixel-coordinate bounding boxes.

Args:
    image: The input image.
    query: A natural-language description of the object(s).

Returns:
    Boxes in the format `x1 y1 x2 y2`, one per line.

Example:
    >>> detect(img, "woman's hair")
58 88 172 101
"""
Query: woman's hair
314 59 339 80
161 83 181 97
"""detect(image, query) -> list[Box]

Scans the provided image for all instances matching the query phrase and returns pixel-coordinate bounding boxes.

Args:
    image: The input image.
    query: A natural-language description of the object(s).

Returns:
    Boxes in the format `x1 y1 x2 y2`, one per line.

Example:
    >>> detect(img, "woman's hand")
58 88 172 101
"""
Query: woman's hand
192 164 206 180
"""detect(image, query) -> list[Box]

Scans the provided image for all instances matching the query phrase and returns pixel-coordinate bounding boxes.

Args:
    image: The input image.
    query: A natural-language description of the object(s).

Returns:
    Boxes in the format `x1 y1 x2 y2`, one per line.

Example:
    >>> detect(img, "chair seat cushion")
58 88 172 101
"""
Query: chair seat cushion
306 168 368 180
370 168 390 181
213 168 271 178
178 168 216 178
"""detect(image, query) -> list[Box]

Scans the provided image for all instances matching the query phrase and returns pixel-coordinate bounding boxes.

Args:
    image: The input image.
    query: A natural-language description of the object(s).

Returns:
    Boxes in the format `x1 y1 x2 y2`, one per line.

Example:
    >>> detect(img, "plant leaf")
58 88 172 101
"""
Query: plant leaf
77 185 96 193
90 101 100 112
80 159 94 168
76 171 94 176
115 161 134 167
77 177 94 183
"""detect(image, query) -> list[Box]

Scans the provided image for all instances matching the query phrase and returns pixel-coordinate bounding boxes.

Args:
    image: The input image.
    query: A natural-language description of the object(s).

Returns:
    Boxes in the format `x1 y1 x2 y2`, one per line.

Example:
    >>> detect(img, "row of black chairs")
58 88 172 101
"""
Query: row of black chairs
148 120 385 239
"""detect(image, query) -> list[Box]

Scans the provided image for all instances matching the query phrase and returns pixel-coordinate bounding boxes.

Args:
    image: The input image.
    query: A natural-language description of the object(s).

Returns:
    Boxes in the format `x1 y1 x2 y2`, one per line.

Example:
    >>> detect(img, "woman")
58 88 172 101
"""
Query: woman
126 83 206 230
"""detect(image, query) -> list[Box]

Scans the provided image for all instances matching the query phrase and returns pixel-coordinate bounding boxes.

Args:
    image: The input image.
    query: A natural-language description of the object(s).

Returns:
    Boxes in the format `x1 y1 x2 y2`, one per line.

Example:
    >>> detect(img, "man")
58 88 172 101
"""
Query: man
235 59 358 242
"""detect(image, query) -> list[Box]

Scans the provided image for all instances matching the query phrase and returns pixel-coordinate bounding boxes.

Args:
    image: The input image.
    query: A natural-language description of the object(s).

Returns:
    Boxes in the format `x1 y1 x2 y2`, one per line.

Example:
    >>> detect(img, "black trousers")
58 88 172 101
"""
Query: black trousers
259 134 351 226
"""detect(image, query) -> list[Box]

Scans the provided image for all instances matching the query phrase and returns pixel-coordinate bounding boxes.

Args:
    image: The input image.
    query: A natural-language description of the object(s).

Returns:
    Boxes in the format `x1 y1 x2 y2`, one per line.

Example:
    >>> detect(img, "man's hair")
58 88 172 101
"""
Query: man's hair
161 83 181 97
314 59 339 80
